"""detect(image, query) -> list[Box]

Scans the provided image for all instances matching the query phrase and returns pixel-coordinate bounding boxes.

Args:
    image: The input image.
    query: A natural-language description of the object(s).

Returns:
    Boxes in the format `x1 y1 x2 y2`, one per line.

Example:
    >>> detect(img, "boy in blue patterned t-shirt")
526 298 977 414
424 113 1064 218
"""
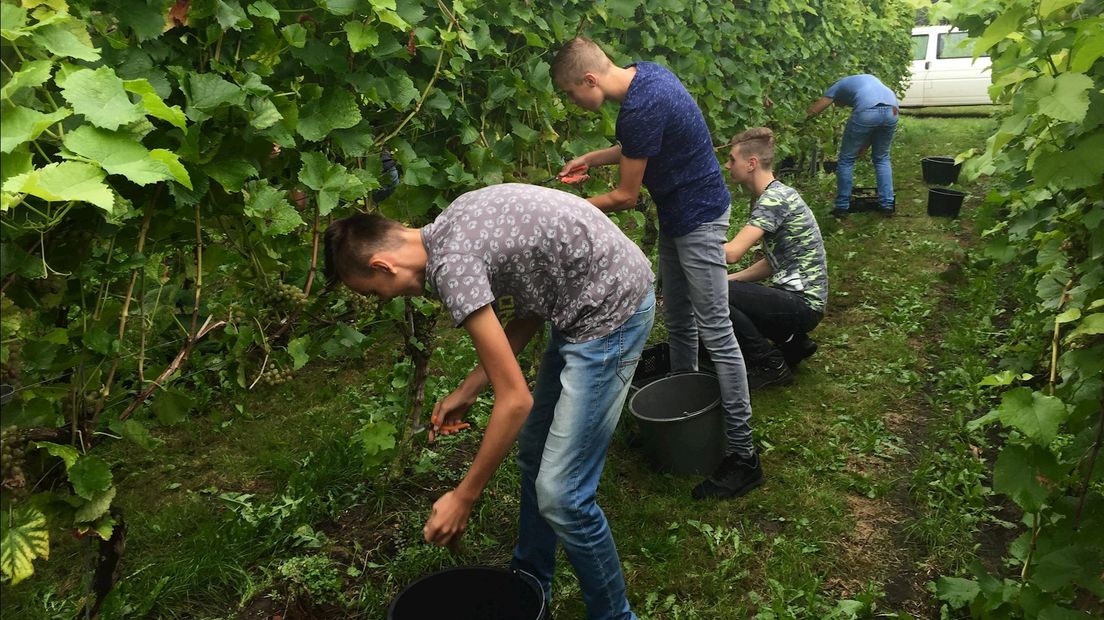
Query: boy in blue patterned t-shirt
550 37 762 507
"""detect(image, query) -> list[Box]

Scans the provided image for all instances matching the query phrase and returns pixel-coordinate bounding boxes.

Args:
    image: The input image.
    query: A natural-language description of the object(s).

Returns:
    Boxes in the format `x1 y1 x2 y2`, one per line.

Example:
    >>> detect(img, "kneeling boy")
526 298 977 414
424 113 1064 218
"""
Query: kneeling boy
722 128 828 389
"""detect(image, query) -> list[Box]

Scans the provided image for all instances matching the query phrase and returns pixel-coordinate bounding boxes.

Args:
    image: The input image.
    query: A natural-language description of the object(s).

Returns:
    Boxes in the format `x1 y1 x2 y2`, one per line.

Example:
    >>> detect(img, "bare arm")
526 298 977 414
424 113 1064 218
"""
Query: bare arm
728 258 773 283
560 145 623 176
587 155 648 213
436 314 544 412
424 306 537 545
806 96 833 117
724 224 766 264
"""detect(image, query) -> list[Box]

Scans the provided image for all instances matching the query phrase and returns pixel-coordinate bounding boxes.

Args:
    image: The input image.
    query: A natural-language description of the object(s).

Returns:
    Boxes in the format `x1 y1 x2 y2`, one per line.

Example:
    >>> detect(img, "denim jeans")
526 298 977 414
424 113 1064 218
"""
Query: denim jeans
727 280 823 363
657 210 755 457
511 289 655 620
836 105 898 211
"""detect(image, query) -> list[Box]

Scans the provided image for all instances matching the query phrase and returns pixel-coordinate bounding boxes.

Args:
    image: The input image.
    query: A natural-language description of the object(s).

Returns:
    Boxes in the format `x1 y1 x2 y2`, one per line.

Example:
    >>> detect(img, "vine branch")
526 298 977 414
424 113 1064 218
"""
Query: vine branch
375 17 455 148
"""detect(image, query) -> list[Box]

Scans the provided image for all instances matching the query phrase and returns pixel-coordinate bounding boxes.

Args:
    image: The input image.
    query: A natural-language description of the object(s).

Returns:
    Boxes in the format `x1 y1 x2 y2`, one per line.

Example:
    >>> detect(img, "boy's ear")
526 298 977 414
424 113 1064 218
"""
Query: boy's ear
368 255 397 275
583 72 599 87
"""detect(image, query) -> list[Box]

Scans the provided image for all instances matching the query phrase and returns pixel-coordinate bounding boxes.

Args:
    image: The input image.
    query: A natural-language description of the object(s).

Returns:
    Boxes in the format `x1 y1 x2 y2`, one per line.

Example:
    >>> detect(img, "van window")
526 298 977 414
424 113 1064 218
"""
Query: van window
911 35 929 61
937 32 974 59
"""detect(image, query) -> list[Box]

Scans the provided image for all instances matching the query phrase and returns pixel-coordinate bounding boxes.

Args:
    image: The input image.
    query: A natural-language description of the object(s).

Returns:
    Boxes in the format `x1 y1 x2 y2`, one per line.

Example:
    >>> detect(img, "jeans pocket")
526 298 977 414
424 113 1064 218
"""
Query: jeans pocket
616 352 641 385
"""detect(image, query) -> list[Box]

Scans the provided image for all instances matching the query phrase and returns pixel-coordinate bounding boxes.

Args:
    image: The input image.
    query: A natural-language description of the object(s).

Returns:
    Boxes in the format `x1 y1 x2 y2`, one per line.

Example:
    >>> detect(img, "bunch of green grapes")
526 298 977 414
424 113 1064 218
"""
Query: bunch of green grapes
268 283 307 309
259 366 293 386
1 426 28 499
339 287 375 317
1 294 24 389
1 338 22 387
225 299 251 322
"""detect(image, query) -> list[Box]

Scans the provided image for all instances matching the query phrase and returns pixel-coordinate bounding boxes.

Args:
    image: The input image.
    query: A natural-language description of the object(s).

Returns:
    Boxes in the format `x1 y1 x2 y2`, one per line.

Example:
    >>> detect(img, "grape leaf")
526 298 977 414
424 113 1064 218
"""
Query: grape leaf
2 162 114 212
68 455 112 500
33 21 101 61
59 67 143 130
0 507 49 585
62 125 180 186
0 105 71 153
297 88 362 142
0 60 53 100
124 79 188 130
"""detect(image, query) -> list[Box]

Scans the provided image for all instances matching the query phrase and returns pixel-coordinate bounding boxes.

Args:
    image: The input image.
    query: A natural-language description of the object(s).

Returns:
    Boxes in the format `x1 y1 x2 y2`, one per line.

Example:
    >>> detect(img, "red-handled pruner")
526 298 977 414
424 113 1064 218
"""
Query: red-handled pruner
538 163 589 186
425 411 471 443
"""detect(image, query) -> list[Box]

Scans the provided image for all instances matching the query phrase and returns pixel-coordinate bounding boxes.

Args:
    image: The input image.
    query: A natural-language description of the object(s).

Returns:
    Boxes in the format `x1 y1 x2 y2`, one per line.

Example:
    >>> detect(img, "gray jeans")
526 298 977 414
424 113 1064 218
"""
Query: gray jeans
657 209 754 457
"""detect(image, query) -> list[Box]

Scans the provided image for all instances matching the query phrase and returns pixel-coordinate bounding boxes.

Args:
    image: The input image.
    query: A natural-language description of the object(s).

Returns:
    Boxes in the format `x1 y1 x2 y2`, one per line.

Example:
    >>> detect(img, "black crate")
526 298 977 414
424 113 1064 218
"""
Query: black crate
632 342 670 388
850 187 880 212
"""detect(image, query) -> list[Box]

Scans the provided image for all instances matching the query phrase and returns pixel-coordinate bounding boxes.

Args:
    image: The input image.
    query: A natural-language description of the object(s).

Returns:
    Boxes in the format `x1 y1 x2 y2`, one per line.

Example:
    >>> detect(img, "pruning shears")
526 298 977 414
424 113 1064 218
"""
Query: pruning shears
418 411 471 443
538 163 589 186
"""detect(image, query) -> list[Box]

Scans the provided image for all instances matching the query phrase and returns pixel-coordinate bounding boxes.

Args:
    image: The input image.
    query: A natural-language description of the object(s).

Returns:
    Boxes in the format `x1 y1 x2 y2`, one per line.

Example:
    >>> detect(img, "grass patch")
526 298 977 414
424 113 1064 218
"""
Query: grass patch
900 104 1006 118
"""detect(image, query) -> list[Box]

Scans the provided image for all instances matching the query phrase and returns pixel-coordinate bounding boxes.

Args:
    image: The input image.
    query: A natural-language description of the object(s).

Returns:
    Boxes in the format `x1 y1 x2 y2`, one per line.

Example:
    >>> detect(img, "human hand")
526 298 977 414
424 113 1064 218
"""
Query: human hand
428 390 474 441
423 489 475 546
557 159 590 184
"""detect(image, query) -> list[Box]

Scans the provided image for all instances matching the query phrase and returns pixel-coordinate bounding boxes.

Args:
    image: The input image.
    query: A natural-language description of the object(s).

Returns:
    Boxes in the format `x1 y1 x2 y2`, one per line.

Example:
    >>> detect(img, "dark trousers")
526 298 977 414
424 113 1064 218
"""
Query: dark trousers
727 280 822 364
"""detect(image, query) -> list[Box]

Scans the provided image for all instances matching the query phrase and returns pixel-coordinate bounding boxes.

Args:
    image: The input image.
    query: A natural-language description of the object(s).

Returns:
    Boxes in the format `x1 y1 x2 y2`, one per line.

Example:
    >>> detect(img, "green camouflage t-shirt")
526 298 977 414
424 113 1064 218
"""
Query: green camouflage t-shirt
747 180 828 312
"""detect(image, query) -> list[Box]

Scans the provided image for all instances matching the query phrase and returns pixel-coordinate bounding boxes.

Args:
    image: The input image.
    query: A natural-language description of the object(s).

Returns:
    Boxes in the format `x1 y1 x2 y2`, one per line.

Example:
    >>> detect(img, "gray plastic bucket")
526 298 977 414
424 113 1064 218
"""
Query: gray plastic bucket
388 566 548 620
628 372 725 476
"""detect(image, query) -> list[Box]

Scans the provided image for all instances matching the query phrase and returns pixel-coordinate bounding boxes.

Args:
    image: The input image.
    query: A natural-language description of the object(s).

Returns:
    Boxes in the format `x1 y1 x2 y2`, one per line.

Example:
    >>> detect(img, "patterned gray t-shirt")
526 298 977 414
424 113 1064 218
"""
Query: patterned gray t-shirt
747 181 828 312
422 184 654 343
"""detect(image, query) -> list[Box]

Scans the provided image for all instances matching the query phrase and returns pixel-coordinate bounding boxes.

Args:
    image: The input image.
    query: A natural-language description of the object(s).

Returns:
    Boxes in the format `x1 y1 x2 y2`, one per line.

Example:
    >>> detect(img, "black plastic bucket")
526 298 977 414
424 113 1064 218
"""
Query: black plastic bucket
389 567 548 620
628 372 724 476
921 156 961 185
927 187 966 218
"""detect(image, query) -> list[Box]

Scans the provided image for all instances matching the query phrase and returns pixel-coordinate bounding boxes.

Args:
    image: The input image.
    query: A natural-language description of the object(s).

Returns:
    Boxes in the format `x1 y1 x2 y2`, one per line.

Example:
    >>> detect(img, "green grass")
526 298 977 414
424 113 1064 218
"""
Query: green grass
3 114 1007 619
900 104 1006 118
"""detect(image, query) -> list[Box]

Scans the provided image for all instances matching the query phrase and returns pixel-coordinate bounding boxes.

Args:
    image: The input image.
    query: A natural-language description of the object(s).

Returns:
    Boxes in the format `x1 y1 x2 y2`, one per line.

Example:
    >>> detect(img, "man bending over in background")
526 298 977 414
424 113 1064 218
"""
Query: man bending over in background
807 73 899 217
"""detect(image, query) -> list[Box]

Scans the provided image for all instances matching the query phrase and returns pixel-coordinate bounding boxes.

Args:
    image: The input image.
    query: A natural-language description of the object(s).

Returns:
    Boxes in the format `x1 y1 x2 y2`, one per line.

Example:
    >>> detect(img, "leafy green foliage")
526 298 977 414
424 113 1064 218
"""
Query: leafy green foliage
276 554 344 605
926 0 1104 615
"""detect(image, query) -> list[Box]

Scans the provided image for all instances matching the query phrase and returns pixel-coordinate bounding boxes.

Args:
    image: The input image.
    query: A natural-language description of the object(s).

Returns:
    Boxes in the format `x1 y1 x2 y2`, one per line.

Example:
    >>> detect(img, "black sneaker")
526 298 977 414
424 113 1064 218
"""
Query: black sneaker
831 207 850 218
746 360 793 390
779 335 817 368
691 451 764 499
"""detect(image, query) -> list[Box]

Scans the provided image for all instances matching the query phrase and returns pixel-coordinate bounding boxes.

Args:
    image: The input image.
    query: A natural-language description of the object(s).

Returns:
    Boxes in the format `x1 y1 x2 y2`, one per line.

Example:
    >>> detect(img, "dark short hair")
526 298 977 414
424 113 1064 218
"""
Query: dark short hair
322 213 401 286
731 127 775 169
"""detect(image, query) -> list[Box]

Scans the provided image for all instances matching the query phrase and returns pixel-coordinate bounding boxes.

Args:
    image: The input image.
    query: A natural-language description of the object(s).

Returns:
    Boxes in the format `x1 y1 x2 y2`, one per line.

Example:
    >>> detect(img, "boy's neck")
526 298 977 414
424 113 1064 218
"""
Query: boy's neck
404 227 430 284
601 65 638 103
746 171 777 198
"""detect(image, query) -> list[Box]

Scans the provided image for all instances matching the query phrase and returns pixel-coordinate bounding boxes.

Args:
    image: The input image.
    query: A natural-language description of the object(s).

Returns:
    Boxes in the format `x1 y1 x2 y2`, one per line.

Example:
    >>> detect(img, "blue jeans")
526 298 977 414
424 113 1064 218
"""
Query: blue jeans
512 289 655 620
658 209 755 457
836 105 898 211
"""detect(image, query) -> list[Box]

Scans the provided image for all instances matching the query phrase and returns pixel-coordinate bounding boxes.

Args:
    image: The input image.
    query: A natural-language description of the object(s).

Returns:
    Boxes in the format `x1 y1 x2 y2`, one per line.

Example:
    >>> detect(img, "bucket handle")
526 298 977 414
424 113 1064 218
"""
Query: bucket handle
514 568 548 620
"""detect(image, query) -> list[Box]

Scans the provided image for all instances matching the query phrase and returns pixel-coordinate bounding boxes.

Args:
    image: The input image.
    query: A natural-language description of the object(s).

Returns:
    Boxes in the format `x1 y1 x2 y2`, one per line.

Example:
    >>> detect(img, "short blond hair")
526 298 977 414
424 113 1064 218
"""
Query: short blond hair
731 127 775 169
551 37 613 86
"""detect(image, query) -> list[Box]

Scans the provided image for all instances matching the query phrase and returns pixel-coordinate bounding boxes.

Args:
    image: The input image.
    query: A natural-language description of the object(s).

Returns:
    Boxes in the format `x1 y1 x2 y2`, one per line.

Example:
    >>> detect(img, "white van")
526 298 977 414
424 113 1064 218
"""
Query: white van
901 25 992 107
